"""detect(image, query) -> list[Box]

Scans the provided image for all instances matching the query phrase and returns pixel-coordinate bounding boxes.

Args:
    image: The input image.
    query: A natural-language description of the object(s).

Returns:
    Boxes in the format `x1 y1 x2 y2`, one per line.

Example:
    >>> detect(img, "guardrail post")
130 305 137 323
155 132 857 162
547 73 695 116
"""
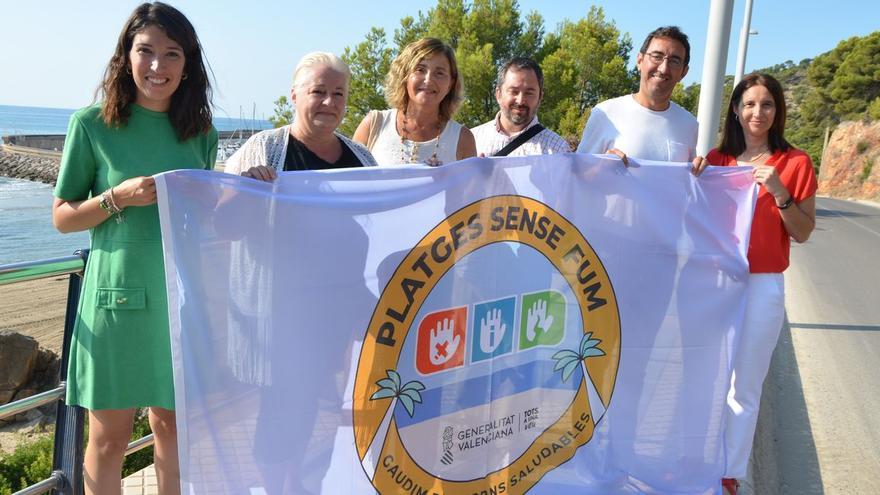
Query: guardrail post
51 249 88 495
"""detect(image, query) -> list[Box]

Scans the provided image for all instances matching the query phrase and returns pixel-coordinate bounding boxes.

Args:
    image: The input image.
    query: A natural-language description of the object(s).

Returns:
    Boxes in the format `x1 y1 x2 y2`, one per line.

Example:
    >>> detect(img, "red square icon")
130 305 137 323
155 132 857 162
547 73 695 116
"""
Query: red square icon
416 306 468 375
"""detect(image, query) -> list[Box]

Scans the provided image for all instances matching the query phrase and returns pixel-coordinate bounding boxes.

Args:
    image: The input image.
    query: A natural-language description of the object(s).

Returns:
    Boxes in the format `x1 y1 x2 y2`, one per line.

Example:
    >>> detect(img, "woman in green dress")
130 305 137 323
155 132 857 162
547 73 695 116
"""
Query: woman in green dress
52 3 217 493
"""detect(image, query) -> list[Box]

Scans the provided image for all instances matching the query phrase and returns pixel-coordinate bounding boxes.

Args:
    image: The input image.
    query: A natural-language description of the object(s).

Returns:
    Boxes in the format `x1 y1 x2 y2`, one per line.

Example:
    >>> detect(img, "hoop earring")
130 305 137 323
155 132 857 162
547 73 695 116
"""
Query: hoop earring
125 67 131 75
182 73 188 80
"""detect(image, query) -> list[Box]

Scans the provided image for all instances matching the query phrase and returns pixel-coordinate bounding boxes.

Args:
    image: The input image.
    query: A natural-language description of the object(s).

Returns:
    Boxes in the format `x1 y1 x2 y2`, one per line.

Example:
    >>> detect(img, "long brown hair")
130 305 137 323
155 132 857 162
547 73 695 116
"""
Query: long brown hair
718 73 791 157
98 2 212 141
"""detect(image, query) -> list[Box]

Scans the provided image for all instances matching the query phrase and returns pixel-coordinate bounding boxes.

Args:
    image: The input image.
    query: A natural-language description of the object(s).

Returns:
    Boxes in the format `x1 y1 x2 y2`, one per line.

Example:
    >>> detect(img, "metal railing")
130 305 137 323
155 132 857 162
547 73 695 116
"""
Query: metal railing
0 251 157 495
0 255 86 285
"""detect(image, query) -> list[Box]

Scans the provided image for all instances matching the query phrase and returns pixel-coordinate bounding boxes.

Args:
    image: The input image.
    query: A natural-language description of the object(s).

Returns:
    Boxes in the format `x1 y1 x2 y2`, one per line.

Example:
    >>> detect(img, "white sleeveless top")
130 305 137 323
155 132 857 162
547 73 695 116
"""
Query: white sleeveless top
368 109 462 166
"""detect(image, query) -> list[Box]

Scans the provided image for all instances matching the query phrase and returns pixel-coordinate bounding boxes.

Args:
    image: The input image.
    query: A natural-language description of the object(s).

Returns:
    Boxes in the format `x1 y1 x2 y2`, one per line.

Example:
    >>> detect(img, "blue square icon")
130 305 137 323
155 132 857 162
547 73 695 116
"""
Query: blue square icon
470 296 516 362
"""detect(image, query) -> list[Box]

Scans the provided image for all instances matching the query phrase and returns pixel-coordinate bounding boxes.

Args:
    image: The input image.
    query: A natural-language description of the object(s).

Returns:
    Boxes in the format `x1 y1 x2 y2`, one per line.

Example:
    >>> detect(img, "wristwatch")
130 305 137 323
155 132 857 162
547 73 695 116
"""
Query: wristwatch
776 195 794 210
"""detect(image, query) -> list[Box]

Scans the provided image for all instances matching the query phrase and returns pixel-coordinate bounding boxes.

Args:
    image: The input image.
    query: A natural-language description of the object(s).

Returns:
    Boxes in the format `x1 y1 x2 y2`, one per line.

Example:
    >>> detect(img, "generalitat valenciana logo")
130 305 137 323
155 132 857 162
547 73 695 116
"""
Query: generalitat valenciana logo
353 195 620 494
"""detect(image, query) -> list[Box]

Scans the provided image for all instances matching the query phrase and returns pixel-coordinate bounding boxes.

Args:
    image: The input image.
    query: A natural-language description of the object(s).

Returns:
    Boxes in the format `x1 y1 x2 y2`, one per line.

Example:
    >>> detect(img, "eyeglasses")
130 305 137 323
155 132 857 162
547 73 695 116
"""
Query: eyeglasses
644 51 685 69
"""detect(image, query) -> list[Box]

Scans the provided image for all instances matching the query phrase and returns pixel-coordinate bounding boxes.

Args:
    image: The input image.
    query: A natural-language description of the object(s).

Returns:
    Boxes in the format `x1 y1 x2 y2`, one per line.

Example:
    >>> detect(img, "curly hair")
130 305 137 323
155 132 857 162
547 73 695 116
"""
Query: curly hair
98 2 212 141
384 38 464 123
718 73 791 157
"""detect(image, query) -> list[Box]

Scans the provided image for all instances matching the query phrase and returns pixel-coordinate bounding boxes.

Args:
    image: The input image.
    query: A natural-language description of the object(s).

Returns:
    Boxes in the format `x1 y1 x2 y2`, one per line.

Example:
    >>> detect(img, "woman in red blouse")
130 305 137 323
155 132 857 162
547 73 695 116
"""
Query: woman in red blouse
703 73 817 495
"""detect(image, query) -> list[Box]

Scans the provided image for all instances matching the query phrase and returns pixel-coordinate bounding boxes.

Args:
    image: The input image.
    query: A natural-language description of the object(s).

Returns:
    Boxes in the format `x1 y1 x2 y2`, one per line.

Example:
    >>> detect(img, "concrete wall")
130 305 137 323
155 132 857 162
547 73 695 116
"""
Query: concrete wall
2 135 65 151
2 130 260 152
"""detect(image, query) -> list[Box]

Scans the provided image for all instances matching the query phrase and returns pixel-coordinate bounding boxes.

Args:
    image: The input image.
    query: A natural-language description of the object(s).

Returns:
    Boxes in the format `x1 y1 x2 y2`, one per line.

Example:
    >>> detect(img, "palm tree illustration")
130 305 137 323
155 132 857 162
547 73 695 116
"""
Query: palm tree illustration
552 332 608 423
362 369 425 480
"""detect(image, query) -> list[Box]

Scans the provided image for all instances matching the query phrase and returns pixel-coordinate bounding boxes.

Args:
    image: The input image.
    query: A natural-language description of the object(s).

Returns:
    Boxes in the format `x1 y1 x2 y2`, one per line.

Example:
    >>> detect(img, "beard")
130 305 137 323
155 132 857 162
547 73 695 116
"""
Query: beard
504 105 532 126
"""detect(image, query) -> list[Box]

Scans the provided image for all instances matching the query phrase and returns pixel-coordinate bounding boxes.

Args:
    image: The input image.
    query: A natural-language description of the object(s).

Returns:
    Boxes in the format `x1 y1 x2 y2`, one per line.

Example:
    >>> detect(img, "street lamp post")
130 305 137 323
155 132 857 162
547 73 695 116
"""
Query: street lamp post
734 0 756 86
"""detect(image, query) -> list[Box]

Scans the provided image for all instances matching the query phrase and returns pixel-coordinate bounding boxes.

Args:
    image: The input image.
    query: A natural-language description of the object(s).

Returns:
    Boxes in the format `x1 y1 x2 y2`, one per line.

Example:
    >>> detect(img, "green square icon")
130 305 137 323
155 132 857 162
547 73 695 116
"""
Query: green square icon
519 290 566 350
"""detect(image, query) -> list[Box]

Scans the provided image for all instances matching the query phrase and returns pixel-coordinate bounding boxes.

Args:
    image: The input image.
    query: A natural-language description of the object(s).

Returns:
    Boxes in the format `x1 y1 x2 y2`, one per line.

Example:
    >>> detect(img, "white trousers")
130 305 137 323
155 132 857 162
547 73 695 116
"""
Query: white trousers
724 273 786 478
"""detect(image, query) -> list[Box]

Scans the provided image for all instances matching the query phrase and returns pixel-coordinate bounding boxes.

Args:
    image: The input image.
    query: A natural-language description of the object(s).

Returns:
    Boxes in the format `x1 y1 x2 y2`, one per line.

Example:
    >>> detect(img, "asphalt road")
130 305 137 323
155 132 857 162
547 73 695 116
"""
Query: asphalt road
748 197 880 494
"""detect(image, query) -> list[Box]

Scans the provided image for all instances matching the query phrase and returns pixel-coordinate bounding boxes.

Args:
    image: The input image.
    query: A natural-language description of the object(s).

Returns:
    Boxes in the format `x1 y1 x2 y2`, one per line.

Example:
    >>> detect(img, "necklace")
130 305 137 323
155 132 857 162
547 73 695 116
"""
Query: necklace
399 111 443 166
739 146 770 164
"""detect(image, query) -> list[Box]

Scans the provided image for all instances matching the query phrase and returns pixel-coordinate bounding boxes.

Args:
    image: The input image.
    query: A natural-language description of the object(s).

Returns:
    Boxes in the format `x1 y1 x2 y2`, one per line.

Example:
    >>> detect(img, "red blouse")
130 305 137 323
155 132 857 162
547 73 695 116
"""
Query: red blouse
706 148 817 273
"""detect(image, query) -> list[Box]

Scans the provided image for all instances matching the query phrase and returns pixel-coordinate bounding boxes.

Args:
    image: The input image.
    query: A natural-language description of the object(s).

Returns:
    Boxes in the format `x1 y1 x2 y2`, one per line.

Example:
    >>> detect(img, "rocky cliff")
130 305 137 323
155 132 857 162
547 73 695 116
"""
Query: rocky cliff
818 120 880 201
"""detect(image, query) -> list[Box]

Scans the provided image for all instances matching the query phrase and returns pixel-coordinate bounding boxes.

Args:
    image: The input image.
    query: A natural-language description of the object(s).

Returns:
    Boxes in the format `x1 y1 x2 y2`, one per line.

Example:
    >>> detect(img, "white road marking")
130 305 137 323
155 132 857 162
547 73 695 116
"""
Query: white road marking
818 200 880 238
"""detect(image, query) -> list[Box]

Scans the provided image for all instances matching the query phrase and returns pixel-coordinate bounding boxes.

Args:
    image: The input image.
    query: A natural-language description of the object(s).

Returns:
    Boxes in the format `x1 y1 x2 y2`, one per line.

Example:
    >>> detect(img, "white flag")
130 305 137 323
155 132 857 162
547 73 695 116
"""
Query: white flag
156 153 756 494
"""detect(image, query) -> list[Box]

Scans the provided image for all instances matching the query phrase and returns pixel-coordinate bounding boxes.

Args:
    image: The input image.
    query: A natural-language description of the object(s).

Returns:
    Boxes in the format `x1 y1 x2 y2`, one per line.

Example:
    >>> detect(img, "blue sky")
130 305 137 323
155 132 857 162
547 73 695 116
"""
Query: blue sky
0 0 876 120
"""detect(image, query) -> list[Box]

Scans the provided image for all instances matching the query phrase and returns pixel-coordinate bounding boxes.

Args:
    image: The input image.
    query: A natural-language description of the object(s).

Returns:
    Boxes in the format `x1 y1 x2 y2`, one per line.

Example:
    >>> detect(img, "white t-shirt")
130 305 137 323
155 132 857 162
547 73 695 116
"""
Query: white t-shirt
576 94 698 162
369 109 462 166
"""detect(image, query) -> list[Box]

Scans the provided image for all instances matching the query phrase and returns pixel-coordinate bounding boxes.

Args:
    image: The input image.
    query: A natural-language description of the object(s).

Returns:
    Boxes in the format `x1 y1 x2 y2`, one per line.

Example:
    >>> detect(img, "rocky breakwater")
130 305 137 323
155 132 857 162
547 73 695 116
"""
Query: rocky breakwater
0 331 60 426
0 146 61 185
818 120 880 202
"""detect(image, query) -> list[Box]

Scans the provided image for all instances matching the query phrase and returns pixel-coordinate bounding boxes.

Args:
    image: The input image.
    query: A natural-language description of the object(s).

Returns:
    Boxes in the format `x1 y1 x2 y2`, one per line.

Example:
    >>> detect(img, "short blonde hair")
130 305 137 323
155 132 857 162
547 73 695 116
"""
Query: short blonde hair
292 51 351 88
384 38 464 122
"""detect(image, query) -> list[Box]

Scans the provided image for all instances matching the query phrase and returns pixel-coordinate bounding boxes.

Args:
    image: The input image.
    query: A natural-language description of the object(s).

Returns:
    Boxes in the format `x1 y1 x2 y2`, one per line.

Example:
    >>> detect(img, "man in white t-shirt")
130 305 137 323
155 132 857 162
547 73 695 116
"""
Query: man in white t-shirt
577 27 720 493
577 26 697 163
472 57 570 157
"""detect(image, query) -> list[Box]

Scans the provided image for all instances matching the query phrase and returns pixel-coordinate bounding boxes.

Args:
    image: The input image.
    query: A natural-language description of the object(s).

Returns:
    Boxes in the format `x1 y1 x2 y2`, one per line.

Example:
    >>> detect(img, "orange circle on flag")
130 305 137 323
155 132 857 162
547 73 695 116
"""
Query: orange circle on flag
353 195 621 494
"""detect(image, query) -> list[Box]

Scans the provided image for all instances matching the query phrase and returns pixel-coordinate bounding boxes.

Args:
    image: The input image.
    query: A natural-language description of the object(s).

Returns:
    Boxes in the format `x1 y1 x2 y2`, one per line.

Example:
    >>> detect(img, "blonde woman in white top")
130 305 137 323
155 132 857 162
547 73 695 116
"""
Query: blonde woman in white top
353 37 476 166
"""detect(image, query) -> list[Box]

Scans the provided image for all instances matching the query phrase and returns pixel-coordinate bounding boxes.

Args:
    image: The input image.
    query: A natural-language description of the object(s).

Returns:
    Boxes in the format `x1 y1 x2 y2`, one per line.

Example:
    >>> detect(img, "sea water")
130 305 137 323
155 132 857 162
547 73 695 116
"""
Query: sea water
0 104 271 136
0 104 272 265
0 177 89 264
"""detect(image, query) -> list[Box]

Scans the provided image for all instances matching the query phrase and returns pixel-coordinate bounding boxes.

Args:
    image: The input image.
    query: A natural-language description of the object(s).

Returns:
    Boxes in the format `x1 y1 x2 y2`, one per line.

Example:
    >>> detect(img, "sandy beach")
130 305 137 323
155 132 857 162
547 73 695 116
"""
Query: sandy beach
0 276 68 453
0 276 68 354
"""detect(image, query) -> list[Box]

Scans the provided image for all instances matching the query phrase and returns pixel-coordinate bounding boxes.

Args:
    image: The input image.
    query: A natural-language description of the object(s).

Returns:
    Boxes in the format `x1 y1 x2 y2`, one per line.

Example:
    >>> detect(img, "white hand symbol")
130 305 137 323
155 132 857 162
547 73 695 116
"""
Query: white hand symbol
430 318 461 365
479 308 506 354
525 299 554 342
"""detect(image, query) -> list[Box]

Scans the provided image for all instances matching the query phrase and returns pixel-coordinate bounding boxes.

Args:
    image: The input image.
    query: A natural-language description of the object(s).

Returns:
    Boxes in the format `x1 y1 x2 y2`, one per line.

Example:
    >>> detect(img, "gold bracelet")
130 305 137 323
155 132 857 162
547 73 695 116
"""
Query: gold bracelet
107 187 121 212
108 187 125 223
98 188 126 223
98 190 116 215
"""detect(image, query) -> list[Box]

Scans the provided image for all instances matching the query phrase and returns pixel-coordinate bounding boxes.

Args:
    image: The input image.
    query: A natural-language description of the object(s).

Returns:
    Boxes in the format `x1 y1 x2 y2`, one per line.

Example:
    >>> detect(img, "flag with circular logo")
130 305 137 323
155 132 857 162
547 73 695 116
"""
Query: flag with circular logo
157 153 757 494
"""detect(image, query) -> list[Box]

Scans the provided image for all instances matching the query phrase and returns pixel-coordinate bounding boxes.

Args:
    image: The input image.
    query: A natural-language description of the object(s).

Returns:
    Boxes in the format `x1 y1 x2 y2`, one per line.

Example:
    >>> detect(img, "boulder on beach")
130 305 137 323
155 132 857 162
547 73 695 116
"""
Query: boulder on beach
0 330 60 424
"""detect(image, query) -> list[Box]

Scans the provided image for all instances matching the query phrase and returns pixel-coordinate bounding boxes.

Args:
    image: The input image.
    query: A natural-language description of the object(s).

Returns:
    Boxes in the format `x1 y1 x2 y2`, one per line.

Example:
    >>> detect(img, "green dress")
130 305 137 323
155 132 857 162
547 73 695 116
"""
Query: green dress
54 104 218 410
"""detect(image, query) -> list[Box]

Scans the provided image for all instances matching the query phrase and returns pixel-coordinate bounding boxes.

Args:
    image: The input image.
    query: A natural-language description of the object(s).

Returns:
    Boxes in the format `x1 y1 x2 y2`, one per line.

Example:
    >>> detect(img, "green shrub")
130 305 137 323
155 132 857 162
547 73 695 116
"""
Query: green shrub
857 141 869 154
869 97 880 120
0 435 53 495
861 157 875 182
123 410 154 477
0 409 154 493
